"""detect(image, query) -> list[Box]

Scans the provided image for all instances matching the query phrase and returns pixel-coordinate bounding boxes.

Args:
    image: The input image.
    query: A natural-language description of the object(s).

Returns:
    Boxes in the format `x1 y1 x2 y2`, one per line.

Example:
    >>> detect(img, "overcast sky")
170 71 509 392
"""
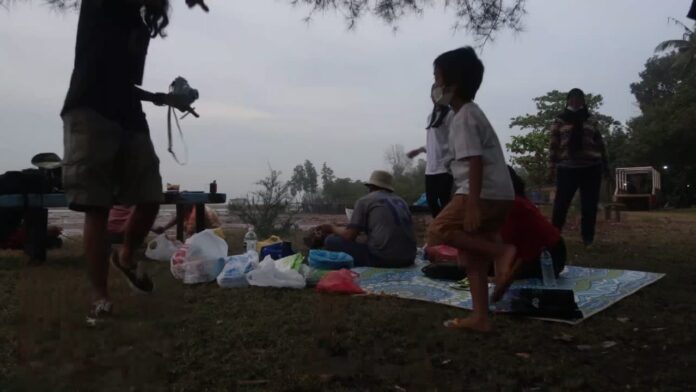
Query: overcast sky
0 0 691 198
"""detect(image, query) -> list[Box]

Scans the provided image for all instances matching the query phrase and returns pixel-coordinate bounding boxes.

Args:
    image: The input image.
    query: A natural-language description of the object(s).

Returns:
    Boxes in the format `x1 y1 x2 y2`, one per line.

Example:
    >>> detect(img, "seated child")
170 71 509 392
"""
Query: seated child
500 167 566 279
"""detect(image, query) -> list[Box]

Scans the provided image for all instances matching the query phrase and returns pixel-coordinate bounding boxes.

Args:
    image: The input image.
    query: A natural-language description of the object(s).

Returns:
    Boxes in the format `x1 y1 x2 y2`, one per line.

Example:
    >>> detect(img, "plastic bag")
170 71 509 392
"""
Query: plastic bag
308 249 354 270
246 255 305 289
170 229 228 284
145 234 182 262
316 269 364 294
217 252 255 288
274 253 304 272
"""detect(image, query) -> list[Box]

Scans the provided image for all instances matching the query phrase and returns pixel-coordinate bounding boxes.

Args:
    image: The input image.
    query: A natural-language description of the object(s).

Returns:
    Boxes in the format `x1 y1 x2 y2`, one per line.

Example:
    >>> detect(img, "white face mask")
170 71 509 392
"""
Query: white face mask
431 85 454 106
566 105 583 112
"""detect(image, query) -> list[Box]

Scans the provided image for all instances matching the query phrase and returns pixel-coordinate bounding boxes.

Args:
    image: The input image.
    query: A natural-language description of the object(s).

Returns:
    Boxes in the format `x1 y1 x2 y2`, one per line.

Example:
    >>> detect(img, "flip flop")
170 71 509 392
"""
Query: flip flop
111 251 154 294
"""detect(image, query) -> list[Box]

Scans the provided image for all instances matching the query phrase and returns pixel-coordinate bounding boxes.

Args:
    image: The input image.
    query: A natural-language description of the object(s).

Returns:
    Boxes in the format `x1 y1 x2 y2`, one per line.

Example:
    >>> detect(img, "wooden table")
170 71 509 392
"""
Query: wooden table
0 191 227 262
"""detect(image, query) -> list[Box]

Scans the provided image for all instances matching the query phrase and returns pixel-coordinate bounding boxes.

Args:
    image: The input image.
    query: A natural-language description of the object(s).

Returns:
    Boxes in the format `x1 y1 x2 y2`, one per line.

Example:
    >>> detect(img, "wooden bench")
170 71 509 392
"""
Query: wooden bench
0 191 226 262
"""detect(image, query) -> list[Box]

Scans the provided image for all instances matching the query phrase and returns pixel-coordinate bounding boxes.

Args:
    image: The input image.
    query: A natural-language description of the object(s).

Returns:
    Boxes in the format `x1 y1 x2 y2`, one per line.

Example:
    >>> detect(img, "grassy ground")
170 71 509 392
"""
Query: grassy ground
1 210 696 391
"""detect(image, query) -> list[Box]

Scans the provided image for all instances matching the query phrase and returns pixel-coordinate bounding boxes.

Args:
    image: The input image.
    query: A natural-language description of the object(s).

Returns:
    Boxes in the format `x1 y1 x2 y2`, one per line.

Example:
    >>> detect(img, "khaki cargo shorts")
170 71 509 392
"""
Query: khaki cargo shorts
427 194 512 245
62 108 163 211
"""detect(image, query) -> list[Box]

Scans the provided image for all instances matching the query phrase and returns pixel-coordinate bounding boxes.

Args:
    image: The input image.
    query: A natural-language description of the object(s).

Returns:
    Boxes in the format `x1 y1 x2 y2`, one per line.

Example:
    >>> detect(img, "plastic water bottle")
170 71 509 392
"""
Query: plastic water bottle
540 247 557 287
244 226 257 253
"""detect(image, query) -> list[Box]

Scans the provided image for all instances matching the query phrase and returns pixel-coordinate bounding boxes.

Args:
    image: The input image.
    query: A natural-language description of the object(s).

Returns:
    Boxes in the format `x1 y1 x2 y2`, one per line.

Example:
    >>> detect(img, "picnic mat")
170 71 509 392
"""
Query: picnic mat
354 263 665 324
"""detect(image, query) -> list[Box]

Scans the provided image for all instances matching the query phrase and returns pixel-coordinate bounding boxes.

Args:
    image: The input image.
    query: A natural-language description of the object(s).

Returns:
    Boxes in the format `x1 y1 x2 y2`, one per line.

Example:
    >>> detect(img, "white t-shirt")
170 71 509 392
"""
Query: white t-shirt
445 102 514 200
424 113 451 175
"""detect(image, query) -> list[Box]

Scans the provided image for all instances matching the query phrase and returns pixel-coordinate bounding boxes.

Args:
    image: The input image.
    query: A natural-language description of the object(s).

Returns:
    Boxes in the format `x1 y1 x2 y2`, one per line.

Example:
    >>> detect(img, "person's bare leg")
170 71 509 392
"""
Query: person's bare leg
84 208 110 300
444 230 516 302
445 252 493 332
119 203 160 269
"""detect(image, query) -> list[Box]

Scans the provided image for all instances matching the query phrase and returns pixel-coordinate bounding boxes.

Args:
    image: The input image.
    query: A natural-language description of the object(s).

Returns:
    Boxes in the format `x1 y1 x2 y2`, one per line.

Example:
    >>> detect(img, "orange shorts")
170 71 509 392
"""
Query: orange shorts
427 195 512 246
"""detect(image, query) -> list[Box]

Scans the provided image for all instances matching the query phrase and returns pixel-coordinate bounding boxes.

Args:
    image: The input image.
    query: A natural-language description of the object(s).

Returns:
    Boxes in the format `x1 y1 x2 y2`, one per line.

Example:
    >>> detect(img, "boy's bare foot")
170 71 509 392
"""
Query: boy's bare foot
491 245 518 303
443 316 492 332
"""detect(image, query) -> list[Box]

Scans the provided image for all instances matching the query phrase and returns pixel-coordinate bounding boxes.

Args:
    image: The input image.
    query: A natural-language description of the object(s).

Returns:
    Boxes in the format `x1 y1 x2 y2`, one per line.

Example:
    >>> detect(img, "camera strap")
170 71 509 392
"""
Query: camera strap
167 106 189 165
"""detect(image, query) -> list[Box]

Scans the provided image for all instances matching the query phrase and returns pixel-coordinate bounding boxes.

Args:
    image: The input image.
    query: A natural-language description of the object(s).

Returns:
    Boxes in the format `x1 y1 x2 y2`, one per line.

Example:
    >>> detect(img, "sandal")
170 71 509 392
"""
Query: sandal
111 251 154 294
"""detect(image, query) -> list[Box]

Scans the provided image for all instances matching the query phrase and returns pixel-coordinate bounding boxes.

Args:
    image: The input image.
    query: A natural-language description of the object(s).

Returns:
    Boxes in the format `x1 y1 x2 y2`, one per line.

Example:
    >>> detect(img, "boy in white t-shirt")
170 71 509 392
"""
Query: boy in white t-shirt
426 47 517 332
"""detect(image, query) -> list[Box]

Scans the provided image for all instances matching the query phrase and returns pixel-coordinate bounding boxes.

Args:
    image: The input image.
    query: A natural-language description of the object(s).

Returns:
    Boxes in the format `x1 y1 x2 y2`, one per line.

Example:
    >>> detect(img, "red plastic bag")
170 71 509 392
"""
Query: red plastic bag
316 269 365 294
425 245 459 264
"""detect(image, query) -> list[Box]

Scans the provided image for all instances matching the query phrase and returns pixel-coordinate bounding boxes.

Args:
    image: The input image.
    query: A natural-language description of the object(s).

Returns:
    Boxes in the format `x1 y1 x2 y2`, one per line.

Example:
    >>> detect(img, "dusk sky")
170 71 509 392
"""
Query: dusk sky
0 0 691 197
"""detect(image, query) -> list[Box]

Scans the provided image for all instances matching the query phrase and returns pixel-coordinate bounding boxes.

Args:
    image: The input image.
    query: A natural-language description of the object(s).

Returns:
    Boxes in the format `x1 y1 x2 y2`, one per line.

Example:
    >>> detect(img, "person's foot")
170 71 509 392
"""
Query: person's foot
85 299 113 326
491 245 518 303
111 251 154 294
443 316 492 332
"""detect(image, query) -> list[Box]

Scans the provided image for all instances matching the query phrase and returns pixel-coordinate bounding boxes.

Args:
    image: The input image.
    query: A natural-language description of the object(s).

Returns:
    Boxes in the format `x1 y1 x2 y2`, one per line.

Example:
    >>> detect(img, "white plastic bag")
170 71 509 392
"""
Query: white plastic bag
246 255 306 289
145 234 182 262
217 252 255 288
170 229 228 284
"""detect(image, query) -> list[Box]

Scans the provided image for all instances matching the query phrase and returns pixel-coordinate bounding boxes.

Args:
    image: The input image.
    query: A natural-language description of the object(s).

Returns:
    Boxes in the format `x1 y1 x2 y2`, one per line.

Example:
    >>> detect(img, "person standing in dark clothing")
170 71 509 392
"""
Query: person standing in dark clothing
61 0 206 320
549 88 608 247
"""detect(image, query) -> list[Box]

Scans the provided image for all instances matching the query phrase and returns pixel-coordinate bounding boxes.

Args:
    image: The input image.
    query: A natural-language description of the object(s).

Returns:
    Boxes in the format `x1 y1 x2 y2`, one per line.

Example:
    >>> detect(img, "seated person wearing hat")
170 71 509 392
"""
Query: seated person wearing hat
321 170 417 268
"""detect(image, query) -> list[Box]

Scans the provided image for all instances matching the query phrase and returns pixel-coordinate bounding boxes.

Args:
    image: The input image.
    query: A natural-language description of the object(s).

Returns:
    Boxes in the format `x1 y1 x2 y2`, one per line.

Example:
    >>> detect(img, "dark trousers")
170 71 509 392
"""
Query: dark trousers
552 165 602 244
425 173 453 218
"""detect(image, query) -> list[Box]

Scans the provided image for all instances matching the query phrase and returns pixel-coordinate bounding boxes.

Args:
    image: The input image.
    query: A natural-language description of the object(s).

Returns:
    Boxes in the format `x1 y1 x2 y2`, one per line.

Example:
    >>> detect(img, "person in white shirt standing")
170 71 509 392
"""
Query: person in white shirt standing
408 97 453 218
426 47 517 332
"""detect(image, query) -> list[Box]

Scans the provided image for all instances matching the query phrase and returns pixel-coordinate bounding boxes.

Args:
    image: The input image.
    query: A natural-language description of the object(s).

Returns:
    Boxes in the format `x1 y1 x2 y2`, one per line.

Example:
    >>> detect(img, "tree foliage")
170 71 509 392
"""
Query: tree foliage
289 160 318 197
384 144 412 178
654 19 696 74
627 47 696 206
235 167 297 238
2 0 526 44
506 90 623 187
320 162 335 189
292 0 525 43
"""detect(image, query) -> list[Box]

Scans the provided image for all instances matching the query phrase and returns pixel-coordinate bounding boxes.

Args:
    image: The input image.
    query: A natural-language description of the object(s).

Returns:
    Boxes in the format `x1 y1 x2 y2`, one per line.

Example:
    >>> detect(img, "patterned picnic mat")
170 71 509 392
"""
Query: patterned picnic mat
353 263 665 324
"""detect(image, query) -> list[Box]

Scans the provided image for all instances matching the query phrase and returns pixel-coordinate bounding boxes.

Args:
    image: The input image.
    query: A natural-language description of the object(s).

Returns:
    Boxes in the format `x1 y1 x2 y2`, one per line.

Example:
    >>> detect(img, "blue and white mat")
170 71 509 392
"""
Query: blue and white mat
354 263 665 324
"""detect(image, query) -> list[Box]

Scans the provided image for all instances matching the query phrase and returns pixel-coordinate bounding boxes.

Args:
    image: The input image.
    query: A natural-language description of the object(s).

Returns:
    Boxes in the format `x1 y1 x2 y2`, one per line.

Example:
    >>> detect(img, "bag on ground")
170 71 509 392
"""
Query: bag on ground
274 253 304 272
316 269 364 294
246 255 305 289
425 245 459 264
259 241 295 260
145 234 182 262
170 229 228 284
308 249 354 270
217 252 255 288
256 235 282 253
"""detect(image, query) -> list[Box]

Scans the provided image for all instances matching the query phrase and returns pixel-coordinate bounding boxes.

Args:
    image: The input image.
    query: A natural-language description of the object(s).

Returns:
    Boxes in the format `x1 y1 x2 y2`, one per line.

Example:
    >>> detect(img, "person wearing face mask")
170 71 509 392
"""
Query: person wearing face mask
426 47 516 332
406 86 454 218
549 88 609 247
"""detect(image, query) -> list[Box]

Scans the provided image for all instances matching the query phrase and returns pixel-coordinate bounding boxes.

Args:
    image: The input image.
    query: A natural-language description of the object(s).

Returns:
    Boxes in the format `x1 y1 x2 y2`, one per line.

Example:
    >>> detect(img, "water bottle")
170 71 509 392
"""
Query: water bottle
244 226 257 253
540 247 557 287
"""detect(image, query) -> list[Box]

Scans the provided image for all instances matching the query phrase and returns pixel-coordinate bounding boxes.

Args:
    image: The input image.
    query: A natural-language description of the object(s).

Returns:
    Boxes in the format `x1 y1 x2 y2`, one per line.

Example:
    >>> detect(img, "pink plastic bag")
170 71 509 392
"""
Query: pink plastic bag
316 269 365 294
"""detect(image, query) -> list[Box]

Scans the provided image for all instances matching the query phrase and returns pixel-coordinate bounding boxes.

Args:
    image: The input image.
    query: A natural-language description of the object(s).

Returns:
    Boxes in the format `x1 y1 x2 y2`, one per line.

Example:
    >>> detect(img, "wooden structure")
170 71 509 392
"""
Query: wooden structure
614 167 662 210
0 191 226 262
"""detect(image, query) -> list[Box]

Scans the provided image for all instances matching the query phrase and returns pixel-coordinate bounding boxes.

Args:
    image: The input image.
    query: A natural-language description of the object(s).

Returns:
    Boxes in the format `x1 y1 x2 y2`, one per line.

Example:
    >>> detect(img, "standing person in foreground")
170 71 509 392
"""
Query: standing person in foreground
61 0 206 320
426 47 516 332
549 88 608 247
322 170 417 268
407 94 453 218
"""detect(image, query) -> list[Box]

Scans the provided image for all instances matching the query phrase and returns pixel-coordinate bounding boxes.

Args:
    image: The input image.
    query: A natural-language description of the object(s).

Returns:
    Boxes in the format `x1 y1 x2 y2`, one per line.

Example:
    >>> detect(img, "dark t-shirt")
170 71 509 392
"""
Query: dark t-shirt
62 0 150 132
348 190 417 263
500 196 561 264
